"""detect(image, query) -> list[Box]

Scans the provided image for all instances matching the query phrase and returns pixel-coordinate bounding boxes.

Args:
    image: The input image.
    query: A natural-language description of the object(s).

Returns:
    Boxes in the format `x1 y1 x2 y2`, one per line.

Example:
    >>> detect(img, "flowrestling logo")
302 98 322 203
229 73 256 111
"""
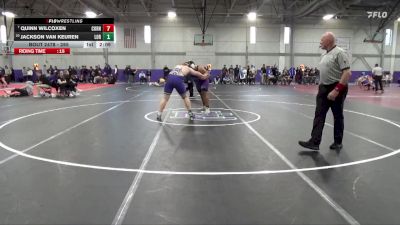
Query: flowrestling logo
367 11 388 19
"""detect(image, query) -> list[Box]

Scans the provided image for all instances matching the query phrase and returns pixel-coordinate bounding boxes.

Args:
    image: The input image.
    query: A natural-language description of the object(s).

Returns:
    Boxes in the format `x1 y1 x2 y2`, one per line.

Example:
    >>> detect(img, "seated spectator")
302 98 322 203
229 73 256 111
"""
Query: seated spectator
138 70 147 84
248 65 256 85
267 73 277 85
101 71 110 83
280 67 291 85
64 70 78 96
108 74 117 84
383 72 391 87
93 67 104 84
57 71 68 95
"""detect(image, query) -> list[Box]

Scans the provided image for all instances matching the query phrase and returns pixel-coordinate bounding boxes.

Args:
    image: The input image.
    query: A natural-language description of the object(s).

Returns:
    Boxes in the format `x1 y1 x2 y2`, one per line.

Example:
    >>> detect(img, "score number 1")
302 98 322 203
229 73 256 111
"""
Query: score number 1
102 24 114 41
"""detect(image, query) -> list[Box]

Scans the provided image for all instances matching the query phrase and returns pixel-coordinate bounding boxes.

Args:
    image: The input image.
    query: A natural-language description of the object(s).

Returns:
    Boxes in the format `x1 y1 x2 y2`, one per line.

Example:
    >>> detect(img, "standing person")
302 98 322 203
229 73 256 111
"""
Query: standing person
234 65 240 84
228 65 234 82
299 32 351 151
125 65 132 83
240 65 247 85
261 64 267 85
246 65 251 85
113 65 118 80
220 65 228 84
4 65 11 84
42 64 48 77
156 61 209 122
372 63 384 93
131 67 137 84
26 67 33 82
10 66 15 82
47 65 54 77
146 69 152 83
250 65 257 85
289 66 296 85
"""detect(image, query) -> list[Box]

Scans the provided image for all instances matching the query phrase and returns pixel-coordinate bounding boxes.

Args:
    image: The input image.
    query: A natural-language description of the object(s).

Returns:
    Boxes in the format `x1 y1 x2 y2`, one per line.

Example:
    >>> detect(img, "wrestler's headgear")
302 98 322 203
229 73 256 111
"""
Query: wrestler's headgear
184 60 196 69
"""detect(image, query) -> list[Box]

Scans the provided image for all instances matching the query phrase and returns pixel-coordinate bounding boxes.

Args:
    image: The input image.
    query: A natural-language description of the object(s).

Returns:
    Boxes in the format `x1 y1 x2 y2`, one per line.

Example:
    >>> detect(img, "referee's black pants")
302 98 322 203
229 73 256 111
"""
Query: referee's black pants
374 76 383 91
310 83 348 145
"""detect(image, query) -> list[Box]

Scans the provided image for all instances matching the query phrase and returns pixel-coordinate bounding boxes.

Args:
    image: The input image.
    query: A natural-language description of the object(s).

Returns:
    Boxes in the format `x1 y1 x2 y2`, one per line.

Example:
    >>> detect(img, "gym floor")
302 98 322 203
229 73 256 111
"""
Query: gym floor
0 83 399 225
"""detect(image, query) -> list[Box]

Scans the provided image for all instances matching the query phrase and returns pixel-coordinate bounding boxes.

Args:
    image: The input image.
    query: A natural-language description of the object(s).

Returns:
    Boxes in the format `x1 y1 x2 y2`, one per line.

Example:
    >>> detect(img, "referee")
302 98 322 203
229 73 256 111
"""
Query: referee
299 32 351 151
372 63 384 93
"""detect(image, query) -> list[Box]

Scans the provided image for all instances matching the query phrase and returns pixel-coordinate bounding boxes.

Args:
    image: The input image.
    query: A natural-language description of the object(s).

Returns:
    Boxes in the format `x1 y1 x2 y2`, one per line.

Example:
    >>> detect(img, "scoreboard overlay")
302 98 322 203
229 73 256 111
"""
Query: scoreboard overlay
13 18 115 54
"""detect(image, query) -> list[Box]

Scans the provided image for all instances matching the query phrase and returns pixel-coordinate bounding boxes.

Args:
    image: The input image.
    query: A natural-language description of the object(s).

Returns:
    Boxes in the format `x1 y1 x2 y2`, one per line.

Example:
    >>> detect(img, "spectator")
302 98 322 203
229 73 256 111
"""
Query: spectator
138 70 146 84
22 67 28 82
131 67 137 84
10 66 15 82
234 65 240 83
314 67 320 84
249 65 256 85
289 66 296 83
280 67 290 85
146 69 151 83
42 65 48 77
220 65 228 84
228 65 234 82
113 65 118 80
4 65 11 84
0 66 7 87
261 64 267 85
240 66 247 85
26 67 33 82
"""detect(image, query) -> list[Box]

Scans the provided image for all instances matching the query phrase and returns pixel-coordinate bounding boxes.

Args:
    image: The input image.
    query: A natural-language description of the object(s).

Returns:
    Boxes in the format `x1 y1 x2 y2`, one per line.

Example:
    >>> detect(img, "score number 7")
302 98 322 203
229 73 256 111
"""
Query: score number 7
102 24 114 32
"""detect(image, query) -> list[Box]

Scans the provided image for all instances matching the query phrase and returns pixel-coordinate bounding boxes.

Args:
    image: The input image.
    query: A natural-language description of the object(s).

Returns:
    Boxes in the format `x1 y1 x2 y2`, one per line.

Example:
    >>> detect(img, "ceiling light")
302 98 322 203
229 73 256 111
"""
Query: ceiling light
1 25 6 43
2 11 16 18
323 14 334 20
247 12 257 21
85 11 97 18
168 11 176 18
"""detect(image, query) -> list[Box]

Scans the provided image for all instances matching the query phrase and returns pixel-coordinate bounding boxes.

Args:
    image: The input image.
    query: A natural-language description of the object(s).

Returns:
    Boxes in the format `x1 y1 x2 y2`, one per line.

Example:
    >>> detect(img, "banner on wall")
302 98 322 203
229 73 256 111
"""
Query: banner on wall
336 37 351 51
124 28 136 48
337 37 352 64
